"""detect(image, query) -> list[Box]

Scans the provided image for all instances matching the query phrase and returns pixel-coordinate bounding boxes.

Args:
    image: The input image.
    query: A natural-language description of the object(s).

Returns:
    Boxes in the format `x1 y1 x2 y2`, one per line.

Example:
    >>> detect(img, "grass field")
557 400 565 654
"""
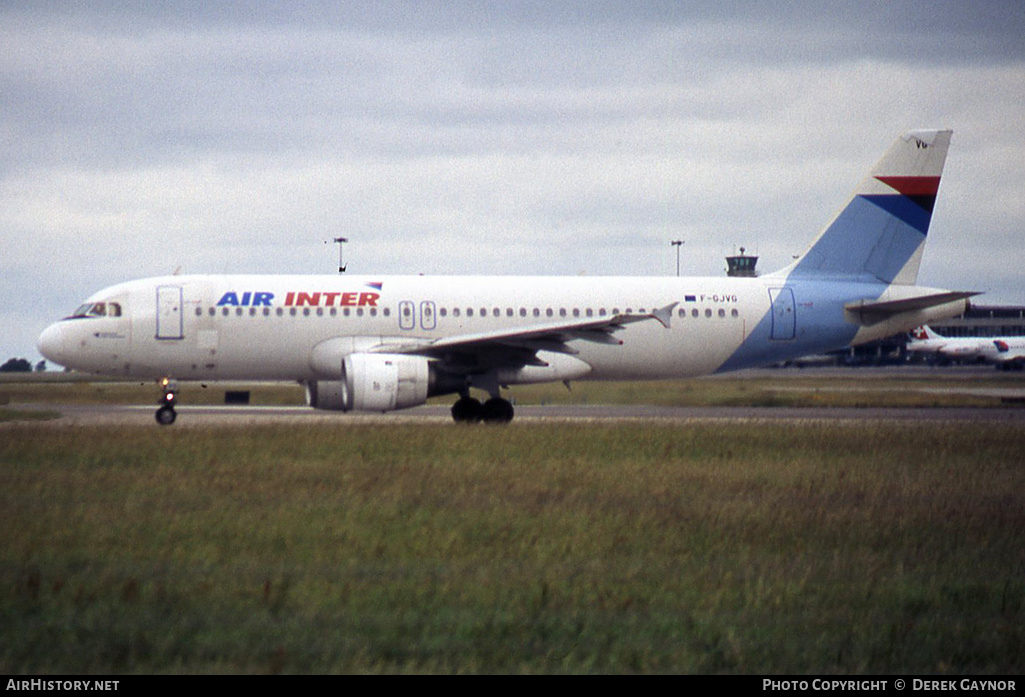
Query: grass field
2 419 1024 673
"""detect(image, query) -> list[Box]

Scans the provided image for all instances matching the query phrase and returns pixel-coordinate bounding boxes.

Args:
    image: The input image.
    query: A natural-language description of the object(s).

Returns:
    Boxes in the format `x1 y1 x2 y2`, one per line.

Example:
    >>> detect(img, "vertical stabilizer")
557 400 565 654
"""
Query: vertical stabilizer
785 129 952 284
910 325 944 341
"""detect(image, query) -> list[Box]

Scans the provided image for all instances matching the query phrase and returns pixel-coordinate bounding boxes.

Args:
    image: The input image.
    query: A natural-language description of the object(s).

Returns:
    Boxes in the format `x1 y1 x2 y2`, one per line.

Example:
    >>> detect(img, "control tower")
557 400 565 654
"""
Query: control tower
726 247 758 277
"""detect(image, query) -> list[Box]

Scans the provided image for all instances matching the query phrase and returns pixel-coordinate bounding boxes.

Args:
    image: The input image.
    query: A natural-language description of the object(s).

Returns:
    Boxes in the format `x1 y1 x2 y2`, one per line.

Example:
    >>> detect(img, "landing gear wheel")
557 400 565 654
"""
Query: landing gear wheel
155 405 177 426
451 397 483 423
481 398 515 424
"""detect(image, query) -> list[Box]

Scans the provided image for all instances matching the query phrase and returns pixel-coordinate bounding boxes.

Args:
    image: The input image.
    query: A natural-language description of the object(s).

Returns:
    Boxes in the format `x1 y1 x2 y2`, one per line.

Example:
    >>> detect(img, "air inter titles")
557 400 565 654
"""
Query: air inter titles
216 290 381 308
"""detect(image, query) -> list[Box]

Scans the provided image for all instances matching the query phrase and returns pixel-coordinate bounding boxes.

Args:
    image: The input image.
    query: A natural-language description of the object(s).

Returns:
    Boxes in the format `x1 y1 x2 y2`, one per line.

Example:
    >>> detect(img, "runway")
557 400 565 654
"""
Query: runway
5 365 1024 427
13 401 1025 427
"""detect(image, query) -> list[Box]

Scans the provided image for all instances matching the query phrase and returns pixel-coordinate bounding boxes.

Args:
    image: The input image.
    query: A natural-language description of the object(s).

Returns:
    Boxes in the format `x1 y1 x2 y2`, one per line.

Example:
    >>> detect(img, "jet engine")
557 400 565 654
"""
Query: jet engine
305 353 434 413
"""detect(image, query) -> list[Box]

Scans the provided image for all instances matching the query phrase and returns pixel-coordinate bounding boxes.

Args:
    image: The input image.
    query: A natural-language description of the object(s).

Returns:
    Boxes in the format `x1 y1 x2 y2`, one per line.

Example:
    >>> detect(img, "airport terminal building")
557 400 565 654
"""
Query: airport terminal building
932 305 1025 338
842 304 1025 365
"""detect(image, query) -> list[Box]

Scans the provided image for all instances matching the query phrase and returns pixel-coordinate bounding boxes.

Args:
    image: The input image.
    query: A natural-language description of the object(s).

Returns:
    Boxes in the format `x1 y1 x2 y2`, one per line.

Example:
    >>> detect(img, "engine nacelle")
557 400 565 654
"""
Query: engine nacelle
306 353 431 413
304 379 348 411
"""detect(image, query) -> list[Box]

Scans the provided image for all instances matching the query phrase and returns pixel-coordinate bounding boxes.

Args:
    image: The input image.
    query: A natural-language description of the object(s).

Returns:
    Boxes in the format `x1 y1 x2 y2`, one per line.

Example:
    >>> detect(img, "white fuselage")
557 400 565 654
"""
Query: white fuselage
38 273 967 385
907 333 1025 364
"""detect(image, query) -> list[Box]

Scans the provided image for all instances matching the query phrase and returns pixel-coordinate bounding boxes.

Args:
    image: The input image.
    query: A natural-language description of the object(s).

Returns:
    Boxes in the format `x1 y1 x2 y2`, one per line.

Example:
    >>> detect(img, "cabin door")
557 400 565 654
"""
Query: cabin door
156 285 184 340
768 287 796 341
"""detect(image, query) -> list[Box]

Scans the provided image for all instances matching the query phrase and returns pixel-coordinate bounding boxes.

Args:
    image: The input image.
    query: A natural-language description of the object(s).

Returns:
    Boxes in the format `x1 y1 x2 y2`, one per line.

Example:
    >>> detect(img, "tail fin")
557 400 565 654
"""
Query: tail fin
910 325 943 340
784 129 952 284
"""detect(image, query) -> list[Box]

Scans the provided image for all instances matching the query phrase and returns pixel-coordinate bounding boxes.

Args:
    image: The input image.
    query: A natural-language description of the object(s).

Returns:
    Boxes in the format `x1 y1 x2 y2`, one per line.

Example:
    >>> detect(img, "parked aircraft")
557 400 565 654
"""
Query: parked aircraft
907 326 1025 369
906 325 985 360
38 129 976 424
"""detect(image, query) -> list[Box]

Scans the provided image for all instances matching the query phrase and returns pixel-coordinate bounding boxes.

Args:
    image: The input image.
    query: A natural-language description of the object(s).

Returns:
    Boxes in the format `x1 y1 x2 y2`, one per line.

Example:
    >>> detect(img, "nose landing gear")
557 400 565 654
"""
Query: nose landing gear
156 378 177 425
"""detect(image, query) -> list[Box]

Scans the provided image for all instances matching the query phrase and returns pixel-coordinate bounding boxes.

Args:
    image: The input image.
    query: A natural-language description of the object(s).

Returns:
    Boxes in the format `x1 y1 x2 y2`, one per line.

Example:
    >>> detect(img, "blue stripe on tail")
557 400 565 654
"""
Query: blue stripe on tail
788 194 932 284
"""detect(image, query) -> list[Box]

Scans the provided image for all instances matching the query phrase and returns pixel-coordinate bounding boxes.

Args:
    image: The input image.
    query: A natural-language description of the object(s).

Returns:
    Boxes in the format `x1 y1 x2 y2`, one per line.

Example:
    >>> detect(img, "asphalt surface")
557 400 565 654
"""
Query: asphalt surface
5 366 1024 427
8 401 1024 427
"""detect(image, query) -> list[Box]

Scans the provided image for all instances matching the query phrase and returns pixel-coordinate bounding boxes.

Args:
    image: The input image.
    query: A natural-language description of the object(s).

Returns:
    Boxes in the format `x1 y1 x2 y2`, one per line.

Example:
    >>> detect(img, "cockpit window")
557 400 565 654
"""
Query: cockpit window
67 301 122 319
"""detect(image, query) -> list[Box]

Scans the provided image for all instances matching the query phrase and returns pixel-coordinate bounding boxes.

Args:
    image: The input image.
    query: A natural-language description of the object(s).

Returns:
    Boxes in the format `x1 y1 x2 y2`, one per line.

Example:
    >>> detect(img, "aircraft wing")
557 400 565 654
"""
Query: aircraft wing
374 302 677 372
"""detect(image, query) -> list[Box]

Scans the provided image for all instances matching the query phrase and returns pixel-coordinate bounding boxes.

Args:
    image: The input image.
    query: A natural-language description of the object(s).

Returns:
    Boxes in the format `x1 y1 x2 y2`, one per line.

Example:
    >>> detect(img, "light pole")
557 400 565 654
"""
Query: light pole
671 240 684 277
333 237 348 273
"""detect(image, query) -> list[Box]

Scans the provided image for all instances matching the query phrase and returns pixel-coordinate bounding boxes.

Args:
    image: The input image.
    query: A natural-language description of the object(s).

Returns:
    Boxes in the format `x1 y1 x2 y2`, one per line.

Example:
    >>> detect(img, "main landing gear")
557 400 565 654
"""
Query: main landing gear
451 395 515 424
155 378 177 425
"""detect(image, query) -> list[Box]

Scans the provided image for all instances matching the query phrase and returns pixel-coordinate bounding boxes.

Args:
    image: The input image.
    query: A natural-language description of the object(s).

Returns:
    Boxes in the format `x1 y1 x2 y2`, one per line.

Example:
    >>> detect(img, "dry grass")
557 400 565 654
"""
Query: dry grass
2 421 1023 673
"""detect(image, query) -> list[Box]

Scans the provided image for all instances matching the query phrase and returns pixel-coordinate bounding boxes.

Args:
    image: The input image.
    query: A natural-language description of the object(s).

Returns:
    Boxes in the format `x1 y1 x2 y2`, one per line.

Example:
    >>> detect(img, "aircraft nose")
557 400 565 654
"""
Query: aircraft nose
37 323 66 365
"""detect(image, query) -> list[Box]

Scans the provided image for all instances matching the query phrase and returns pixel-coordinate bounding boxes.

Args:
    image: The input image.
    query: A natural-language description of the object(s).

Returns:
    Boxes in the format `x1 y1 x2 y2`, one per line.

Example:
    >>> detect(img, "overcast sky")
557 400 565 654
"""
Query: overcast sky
3 1 1025 363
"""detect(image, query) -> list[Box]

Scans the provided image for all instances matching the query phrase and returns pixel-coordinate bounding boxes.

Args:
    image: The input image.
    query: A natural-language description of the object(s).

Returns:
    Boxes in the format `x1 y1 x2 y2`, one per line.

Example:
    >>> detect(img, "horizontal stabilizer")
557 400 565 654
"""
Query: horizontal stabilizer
845 291 979 326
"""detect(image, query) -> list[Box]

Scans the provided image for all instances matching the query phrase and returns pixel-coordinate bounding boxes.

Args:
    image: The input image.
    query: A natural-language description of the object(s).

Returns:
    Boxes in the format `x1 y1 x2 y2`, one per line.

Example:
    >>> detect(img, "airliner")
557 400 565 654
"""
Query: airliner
907 326 1025 369
38 129 976 424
